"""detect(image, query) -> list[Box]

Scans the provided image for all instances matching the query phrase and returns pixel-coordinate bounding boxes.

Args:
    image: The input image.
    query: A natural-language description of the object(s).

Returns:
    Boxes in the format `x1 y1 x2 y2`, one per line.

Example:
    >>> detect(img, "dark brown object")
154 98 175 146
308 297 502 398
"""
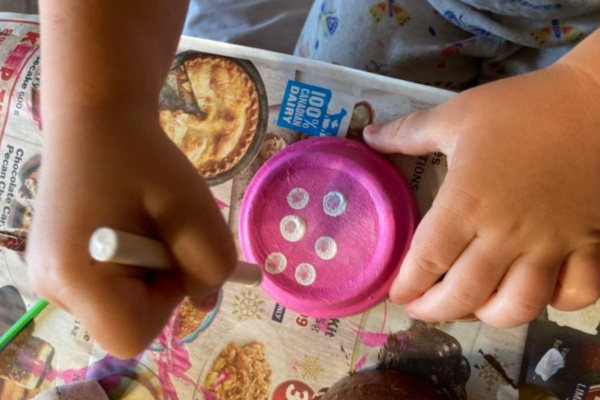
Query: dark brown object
518 384 560 400
159 51 268 186
320 370 446 400
377 324 470 400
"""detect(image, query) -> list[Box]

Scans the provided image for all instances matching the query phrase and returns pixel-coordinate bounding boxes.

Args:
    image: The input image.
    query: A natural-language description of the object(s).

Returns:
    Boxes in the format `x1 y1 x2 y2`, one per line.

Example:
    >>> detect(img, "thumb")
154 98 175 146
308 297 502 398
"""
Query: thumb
364 109 446 155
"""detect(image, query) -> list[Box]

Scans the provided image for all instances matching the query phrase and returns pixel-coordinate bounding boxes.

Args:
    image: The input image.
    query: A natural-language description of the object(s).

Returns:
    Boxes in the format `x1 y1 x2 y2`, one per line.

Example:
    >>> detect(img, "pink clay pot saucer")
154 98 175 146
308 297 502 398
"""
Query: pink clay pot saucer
239 137 418 318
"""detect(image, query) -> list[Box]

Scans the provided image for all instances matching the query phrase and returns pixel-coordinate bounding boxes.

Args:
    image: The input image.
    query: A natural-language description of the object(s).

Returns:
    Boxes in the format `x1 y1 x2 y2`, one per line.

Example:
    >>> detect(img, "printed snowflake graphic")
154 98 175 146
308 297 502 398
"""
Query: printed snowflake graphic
476 349 515 391
231 289 265 321
298 355 325 381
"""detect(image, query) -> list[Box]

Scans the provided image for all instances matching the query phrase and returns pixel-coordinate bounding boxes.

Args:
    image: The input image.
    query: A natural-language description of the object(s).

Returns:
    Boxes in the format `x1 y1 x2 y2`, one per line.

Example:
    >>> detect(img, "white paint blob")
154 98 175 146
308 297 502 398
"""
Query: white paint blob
287 187 310 210
323 191 347 217
295 263 317 286
535 348 565 381
265 252 287 274
315 236 338 260
280 215 307 242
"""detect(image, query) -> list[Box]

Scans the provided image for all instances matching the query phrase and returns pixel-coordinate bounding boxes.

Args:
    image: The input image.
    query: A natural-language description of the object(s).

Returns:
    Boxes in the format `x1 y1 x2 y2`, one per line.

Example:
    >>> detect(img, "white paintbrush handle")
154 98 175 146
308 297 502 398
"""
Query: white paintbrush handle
89 227 262 287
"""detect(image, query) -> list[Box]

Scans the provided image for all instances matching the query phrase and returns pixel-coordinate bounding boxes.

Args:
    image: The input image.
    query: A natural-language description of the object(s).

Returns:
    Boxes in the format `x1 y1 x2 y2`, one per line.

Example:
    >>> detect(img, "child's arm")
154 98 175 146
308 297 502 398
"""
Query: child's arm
367 28 600 327
27 0 237 358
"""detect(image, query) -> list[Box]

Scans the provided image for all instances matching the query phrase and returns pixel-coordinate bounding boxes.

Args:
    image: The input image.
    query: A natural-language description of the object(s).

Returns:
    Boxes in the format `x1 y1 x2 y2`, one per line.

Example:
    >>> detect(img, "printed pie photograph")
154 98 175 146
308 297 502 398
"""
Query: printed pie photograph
159 51 268 185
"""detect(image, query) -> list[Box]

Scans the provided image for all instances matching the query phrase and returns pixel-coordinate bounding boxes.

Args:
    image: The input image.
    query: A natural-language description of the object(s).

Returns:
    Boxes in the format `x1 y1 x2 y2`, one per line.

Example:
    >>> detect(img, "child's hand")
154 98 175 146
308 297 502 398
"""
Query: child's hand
26 109 236 358
365 53 600 327
30 0 233 358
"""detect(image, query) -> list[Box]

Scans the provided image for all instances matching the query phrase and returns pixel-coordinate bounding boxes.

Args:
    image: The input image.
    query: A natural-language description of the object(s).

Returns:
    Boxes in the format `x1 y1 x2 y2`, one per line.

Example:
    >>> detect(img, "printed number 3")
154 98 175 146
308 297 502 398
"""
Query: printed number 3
286 384 310 400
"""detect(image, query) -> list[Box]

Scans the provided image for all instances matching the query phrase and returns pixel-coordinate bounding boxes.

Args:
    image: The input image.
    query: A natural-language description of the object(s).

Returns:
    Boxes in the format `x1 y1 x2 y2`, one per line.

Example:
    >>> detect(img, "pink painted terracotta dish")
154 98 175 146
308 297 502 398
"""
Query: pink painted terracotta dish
239 137 418 318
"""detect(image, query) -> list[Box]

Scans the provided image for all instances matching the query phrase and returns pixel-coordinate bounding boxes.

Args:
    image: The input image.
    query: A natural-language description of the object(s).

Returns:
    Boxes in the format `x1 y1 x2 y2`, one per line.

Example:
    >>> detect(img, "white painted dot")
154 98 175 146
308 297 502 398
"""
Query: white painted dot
280 215 307 242
265 252 287 274
295 263 316 286
315 236 338 260
323 191 347 217
287 188 309 210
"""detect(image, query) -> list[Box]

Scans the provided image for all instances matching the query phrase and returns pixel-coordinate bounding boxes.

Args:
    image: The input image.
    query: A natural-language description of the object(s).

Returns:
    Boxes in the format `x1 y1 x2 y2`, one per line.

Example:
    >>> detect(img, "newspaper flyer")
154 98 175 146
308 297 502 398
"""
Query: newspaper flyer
0 12 570 400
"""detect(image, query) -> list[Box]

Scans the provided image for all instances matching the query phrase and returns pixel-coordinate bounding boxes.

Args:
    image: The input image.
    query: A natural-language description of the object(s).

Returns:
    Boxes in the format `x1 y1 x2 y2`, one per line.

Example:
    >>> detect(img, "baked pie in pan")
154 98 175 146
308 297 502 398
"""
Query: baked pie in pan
159 52 267 184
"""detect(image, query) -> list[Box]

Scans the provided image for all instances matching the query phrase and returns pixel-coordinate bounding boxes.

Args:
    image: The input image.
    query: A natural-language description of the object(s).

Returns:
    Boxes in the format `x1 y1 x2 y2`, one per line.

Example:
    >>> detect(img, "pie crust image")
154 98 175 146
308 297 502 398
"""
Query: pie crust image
159 51 268 185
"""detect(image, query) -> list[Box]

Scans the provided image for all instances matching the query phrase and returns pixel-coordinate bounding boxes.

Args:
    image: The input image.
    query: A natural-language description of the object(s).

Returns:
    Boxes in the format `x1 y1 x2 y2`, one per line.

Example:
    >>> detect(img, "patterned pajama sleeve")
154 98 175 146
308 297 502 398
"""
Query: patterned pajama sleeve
295 0 600 89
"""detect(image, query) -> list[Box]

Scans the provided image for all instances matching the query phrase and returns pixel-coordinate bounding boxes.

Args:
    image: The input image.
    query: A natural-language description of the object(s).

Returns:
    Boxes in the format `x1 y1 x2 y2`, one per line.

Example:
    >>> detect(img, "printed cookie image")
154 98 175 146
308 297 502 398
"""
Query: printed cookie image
18 154 41 199
347 101 375 140
159 51 268 185
7 201 33 231
203 342 272 400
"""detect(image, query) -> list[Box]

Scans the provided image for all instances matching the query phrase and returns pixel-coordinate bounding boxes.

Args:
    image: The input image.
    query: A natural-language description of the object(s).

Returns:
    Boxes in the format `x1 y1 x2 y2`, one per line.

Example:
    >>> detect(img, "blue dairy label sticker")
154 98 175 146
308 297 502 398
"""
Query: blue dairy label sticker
277 80 347 136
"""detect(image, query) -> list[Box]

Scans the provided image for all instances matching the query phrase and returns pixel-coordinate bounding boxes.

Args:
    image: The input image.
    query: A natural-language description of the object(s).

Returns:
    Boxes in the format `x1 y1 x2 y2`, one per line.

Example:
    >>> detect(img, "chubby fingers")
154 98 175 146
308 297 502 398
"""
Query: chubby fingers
551 243 600 311
475 249 564 327
364 107 453 156
28 231 187 359
368 106 496 317
404 235 518 322
390 177 478 305
366 106 493 314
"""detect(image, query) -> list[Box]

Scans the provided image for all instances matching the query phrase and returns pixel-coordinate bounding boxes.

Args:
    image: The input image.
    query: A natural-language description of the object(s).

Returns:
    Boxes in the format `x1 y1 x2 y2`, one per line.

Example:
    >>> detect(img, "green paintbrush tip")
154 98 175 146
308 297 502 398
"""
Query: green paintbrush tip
0 298 49 351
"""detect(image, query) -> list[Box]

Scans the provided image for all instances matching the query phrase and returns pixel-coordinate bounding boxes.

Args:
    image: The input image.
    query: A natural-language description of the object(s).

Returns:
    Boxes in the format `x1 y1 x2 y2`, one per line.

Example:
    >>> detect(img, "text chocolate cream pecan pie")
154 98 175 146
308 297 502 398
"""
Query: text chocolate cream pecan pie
159 52 265 182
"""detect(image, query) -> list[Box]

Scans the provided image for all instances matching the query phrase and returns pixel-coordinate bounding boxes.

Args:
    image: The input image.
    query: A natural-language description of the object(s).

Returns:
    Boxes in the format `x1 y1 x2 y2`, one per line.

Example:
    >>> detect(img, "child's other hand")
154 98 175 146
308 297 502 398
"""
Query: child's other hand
26 109 236 358
365 58 600 327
